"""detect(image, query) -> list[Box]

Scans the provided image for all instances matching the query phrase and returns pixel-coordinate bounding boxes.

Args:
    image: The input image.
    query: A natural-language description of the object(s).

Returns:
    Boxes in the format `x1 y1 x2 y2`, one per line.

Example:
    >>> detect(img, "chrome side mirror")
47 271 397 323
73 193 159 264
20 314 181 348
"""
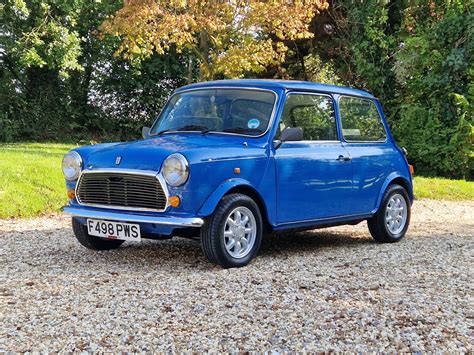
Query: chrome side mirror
281 127 303 142
274 127 304 149
142 126 151 139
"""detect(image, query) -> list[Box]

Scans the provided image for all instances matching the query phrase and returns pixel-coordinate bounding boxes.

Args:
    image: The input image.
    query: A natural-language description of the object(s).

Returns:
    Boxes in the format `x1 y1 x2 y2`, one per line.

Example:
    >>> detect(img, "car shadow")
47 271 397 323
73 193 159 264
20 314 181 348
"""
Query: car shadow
259 229 373 258
7 226 374 272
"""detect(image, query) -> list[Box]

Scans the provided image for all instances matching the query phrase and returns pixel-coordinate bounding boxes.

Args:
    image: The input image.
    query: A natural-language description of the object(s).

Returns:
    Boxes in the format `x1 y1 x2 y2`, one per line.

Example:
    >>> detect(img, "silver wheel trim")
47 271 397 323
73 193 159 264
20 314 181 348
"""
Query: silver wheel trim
384 193 408 234
223 206 257 259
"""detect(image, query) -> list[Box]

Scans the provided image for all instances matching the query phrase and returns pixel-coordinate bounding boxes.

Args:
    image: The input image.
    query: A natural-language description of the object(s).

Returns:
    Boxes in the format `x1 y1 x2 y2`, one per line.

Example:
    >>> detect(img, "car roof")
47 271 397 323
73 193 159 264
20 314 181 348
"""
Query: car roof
175 79 375 99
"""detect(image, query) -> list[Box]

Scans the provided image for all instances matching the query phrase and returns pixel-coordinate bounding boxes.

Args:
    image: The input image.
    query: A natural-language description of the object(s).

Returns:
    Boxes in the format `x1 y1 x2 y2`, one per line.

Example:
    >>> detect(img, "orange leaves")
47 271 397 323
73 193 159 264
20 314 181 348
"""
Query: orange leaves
101 0 329 79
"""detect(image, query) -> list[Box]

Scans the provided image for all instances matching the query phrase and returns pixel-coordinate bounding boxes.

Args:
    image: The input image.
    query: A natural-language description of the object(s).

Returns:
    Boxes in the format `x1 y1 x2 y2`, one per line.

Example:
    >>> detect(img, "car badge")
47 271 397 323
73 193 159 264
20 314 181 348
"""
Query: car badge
115 156 122 165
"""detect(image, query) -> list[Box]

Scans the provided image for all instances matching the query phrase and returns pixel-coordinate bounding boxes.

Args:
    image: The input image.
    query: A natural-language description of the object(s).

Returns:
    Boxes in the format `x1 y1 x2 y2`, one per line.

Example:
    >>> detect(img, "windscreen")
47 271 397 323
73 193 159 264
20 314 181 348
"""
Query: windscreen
150 89 276 136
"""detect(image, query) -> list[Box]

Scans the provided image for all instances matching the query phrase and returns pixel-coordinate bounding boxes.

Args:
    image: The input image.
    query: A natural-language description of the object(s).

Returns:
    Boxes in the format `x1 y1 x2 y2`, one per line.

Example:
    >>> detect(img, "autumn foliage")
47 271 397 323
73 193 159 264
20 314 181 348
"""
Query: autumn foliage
2 0 471 178
101 0 329 79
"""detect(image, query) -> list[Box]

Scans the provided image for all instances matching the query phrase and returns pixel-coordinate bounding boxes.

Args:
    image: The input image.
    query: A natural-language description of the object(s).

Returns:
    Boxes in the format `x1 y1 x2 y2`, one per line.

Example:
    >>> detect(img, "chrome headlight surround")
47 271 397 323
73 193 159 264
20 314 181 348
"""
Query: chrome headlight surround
162 153 189 187
62 151 82 181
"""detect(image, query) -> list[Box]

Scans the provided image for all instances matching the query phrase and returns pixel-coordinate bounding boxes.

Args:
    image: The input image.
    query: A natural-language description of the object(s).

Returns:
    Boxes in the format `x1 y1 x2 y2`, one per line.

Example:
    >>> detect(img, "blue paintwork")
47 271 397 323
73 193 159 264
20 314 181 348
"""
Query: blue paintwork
274 141 353 222
65 79 412 236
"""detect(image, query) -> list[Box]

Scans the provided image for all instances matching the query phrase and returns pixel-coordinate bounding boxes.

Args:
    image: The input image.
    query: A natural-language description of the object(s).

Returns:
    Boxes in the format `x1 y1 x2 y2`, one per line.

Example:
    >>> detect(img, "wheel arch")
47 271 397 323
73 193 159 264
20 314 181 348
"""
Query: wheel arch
390 177 413 200
373 173 414 214
197 179 272 232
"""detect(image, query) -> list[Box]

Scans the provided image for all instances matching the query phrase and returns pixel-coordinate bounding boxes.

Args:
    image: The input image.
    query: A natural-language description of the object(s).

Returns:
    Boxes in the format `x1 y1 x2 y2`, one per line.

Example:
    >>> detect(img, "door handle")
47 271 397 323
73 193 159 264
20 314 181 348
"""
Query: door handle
337 155 351 162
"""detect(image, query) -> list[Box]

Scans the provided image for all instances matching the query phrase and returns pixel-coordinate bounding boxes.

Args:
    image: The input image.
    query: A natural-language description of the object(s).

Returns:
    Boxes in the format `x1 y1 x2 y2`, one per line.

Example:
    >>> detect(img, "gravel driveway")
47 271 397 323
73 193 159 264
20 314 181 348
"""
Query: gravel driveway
1 199 472 352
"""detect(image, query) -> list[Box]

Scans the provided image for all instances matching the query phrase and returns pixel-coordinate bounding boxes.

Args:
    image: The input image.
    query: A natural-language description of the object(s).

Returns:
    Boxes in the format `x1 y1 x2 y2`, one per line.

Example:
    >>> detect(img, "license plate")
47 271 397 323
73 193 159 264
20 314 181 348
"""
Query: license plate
87 219 141 242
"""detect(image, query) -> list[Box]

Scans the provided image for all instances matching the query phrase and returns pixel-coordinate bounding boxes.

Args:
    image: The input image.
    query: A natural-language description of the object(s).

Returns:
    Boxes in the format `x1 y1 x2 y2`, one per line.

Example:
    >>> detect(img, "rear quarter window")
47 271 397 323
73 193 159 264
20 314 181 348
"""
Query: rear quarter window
339 96 386 142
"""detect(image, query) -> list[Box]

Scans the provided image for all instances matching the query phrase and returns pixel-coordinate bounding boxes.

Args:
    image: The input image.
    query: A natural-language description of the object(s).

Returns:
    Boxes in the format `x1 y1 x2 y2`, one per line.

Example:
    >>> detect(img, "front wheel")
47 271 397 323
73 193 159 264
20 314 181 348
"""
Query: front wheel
201 194 263 268
368 184 411 243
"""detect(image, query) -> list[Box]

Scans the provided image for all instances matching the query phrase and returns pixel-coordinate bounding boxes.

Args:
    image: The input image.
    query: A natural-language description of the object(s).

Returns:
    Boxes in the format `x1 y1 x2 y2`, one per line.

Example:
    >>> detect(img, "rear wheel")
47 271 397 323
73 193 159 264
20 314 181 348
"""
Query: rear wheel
368 184 411 243
72 217 124 250
201 194 263 268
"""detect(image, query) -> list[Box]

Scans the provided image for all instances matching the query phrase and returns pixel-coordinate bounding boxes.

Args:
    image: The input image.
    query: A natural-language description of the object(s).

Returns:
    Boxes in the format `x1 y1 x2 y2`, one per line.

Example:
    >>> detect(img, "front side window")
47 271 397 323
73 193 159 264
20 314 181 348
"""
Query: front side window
150 89 276 136
279 94 337 141
339 97 386 142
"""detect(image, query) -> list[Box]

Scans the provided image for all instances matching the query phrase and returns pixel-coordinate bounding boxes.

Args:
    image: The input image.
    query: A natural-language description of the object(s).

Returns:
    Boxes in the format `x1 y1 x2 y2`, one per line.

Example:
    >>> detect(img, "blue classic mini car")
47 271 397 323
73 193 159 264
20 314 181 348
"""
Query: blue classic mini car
62 79 413 268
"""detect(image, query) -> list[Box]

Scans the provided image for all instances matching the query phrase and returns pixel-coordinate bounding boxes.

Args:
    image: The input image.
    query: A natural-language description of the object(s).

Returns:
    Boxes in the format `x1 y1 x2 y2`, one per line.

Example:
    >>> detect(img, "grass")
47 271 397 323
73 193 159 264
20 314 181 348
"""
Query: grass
413 176 474 201
0 143 75 219
0 142 472 219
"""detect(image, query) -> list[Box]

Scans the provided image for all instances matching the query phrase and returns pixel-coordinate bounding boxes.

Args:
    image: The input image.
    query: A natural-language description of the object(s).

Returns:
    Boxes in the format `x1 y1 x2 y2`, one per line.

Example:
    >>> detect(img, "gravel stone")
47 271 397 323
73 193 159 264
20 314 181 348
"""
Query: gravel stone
0 199 472 352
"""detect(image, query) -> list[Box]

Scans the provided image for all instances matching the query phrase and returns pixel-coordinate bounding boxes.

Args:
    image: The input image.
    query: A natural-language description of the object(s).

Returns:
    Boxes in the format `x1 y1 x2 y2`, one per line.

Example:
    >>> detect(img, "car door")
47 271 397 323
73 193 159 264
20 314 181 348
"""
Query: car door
337 95 393 214
274 92 353 224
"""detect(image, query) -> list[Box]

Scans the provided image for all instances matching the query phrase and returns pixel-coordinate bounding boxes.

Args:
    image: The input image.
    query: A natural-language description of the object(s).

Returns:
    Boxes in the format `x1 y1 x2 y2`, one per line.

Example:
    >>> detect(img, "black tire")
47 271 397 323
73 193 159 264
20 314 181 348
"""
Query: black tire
72 217 124 250
368 184 411 243
201 193 263 268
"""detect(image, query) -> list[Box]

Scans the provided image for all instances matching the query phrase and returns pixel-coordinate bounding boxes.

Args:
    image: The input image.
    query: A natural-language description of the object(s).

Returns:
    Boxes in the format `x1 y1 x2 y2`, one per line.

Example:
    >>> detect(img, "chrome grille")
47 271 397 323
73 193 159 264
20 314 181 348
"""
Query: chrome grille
76 171 167 211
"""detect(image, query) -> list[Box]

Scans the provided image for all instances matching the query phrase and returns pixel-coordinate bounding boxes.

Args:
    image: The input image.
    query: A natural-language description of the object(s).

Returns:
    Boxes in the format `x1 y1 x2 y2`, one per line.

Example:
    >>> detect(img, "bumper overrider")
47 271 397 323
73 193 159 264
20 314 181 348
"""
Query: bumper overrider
62 206 204 228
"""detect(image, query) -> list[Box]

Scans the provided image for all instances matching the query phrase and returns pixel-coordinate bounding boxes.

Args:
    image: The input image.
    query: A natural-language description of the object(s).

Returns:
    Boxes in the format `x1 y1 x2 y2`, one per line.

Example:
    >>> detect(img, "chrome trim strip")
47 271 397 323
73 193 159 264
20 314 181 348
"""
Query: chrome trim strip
75 168 170 213
79 168 159 176
275 212 373 228
202 155 267 162
62 206 204 227
149 86 280 138
281 140 341 144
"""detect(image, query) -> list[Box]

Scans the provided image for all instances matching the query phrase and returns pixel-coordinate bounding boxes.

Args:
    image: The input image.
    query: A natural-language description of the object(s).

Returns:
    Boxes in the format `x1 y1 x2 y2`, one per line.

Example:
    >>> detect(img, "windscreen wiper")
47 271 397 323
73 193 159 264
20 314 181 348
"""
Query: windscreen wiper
222 127 263 134
176 125 212 134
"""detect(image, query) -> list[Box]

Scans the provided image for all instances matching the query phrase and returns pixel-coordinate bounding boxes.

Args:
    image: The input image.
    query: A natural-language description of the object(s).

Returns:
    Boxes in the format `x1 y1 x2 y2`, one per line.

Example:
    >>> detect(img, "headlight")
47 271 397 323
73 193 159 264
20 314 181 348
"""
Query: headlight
62 151 82 181
162 153 189 187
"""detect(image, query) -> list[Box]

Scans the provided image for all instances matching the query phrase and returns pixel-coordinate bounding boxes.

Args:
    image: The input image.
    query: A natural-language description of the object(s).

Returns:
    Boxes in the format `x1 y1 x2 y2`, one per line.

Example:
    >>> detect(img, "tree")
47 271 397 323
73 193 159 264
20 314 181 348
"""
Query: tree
301 0 472 178
100 0 329 81
1 0 79 139
91 50 188 140
392 1 473 178
0 0 187 141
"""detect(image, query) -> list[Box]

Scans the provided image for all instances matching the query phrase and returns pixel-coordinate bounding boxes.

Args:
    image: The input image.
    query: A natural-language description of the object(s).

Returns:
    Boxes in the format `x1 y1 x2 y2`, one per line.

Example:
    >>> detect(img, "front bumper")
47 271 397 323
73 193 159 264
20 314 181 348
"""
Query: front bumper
62 206 204 227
